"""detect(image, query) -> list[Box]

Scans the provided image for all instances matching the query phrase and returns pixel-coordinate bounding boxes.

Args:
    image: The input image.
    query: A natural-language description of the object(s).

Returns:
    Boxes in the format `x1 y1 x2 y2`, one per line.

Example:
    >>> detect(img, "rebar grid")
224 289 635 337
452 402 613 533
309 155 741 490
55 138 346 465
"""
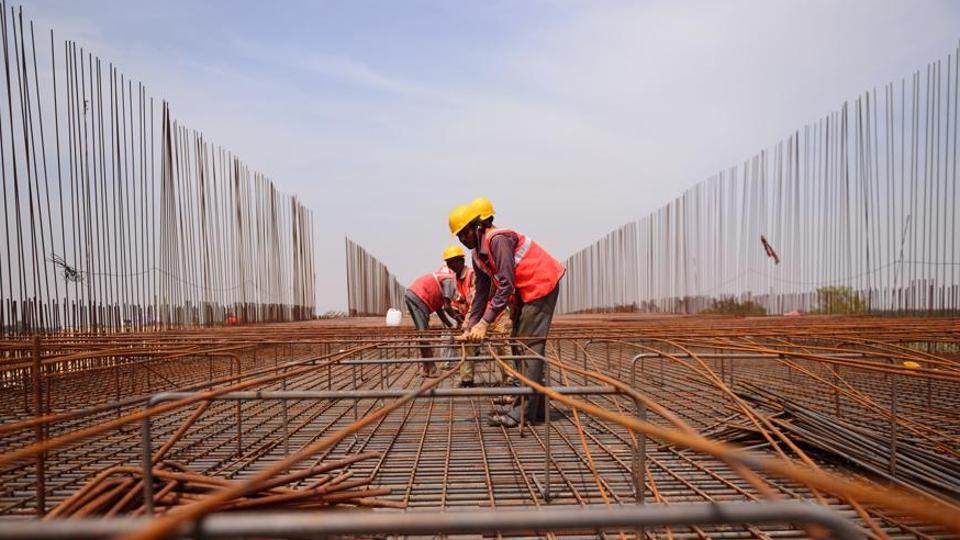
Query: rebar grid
0 314 957 539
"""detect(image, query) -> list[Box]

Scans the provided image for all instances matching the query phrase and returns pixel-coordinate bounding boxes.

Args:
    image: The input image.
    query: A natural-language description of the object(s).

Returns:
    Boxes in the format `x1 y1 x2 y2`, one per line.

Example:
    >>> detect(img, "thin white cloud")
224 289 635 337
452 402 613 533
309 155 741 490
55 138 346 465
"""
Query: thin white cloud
231 38 463 106
20 0 960 311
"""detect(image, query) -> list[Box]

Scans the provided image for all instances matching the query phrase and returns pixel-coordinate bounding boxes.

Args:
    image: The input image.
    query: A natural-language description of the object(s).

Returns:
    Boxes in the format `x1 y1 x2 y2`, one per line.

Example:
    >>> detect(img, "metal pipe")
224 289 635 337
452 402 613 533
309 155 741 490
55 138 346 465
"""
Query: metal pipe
631 353 659 388
140 416 153 516
542 360 551 502
31 335 45 517
0 502 866 539
147 386 617 403
889 357 898 476
341 354 540 365
632 395 647 540
628 354 652 538
281 365 289 455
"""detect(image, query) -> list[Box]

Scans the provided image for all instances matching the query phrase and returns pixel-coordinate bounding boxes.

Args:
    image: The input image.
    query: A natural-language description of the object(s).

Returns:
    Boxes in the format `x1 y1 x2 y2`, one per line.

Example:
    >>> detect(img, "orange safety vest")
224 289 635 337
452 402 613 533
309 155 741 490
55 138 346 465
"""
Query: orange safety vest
453 266 475 317
472 228 565 303
408 269 455 312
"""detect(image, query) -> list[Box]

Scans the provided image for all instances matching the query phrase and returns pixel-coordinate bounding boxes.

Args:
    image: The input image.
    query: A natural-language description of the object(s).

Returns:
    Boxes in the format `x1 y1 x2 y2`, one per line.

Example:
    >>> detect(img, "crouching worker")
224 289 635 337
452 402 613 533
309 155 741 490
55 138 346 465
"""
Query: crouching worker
449 199 564 426
404 267 461 377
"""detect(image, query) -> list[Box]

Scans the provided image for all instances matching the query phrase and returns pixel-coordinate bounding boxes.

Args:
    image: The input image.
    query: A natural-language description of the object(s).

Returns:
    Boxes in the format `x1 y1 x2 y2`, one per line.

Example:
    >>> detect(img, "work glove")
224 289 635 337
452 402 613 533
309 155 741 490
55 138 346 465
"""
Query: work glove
455 319 489 342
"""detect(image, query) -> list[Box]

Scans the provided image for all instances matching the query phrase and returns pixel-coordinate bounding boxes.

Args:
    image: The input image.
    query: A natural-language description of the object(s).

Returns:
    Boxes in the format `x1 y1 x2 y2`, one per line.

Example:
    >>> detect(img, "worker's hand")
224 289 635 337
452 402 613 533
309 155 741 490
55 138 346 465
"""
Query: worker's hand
465 320 489 342
455 320 489 342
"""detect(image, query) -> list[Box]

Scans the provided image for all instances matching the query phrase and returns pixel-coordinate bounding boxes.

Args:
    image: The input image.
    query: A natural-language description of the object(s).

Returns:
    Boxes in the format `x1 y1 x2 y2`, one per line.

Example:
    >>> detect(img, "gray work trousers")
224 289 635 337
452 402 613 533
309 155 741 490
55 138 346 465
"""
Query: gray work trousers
505 283 560 423
404 292 431 331
405 292 456 370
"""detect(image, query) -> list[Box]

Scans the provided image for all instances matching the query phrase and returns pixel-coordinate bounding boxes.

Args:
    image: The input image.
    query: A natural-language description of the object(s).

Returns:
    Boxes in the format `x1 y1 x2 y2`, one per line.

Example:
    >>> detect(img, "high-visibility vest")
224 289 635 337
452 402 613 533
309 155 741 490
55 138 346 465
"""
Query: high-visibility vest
472 228 565 303
453 266 475 316
408 270 455 312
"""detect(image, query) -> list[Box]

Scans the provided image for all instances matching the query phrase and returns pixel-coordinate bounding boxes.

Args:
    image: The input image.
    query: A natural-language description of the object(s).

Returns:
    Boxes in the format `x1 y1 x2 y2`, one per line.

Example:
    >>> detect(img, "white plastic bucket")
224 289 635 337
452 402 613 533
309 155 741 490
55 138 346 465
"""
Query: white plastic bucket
385 308 402 327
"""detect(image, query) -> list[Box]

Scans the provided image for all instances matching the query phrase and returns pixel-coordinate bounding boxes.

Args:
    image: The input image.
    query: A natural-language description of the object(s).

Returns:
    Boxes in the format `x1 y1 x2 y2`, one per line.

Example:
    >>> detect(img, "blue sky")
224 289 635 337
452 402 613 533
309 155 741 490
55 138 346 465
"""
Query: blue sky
25 0 960 311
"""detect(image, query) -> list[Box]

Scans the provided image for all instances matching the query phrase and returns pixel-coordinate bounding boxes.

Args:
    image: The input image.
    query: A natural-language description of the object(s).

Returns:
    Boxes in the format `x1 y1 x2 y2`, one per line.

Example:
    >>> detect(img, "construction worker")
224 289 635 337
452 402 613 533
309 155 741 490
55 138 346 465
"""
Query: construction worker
444 243 512 387
443 244 474 322
405 267 461 377
450 199 565 426
459 202 519 389
444 244 477 386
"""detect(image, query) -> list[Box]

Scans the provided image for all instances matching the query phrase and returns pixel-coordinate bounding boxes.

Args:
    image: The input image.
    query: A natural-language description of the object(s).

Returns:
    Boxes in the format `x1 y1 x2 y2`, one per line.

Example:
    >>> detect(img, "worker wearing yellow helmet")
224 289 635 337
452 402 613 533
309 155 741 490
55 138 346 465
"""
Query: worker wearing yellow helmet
443 243 478 385
443 244 473 325
445 200 491 320
471 196 495 223
445 238 515 388
449 197 565 426
404 262 461 377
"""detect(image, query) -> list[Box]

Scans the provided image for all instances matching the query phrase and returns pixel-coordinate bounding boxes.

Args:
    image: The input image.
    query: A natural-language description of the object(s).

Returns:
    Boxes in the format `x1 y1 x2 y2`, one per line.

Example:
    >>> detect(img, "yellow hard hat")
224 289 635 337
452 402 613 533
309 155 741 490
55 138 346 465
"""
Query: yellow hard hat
448 203 479 235
471 196 495 220
443 244 465 260
902 360 921 370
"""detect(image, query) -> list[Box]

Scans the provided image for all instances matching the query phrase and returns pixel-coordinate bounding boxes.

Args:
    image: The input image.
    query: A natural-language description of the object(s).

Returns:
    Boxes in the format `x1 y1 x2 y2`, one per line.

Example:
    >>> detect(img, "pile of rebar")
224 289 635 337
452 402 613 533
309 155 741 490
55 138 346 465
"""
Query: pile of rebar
46 452 396 518
738 384 960 501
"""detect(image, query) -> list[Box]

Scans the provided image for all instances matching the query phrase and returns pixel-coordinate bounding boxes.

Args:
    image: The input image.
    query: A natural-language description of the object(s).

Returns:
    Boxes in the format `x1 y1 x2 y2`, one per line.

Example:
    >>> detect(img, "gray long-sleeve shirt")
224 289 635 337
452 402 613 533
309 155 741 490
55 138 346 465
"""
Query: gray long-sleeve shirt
468 231 517 327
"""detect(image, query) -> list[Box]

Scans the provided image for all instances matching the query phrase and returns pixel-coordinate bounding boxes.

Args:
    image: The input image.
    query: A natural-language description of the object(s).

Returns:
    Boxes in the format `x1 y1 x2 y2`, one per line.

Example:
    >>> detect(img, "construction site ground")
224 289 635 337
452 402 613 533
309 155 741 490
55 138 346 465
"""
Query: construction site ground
1 314 958 538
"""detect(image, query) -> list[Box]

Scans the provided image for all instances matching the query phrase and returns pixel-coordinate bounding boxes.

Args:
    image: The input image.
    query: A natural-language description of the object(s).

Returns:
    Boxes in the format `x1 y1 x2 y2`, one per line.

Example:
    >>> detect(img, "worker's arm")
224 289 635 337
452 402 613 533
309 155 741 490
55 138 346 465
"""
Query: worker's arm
438 279 461 328
482 234 516 324
436 305 457 328
467 266 491 329
442 299 464 328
